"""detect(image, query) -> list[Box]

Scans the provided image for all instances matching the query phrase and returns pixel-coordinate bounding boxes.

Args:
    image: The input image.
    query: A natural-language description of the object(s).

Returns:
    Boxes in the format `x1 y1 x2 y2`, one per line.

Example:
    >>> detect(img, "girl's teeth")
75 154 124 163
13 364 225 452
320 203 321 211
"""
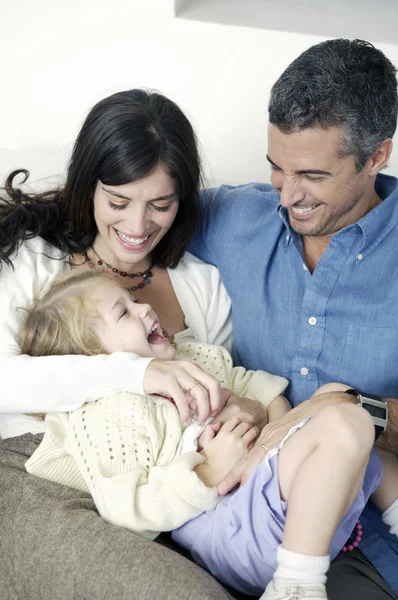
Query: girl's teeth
117 231 149 245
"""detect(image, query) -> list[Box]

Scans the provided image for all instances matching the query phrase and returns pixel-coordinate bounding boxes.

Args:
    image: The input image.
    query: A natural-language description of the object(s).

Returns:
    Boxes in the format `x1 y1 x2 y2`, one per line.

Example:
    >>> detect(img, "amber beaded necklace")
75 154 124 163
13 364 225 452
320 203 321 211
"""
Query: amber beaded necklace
83 247 154 292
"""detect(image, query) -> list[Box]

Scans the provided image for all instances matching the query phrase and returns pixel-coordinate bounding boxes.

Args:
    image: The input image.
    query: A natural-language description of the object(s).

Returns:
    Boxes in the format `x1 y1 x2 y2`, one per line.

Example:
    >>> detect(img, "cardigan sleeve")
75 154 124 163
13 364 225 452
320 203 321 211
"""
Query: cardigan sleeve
170 253 233 354
229 364 289 408
202 259 233 352
176 343 288 409
65 393 219 540
0 238 152 414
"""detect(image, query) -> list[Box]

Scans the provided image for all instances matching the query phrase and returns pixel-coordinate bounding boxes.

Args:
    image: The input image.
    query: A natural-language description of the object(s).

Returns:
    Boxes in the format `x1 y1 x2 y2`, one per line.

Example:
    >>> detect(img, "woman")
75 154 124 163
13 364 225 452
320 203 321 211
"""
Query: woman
0 89 266 600
0 88 247 431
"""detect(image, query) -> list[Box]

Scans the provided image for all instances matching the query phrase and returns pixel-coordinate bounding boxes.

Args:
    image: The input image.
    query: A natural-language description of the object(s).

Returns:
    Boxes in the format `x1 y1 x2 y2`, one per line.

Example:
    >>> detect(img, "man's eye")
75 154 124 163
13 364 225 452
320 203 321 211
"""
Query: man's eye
306 175 324 182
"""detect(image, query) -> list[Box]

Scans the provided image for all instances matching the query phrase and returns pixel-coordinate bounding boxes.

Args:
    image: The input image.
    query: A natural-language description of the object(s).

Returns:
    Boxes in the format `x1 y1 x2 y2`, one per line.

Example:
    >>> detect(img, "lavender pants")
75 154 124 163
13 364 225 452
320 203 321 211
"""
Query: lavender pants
172 423 383 596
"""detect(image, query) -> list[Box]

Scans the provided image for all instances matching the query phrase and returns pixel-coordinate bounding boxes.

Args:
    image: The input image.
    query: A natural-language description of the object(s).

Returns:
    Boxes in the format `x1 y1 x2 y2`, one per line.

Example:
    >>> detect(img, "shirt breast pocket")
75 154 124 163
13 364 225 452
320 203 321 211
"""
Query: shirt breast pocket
338 325 398 396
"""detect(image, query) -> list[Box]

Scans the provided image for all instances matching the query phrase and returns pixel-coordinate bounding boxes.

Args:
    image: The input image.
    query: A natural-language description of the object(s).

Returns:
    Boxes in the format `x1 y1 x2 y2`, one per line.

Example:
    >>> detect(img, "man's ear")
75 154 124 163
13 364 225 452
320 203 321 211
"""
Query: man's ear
368 139 393 176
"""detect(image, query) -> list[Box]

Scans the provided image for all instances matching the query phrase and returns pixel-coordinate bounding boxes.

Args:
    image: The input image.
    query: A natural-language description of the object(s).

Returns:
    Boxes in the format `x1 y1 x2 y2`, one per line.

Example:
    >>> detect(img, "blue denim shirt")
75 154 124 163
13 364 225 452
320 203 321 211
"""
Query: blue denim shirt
190 173 398 593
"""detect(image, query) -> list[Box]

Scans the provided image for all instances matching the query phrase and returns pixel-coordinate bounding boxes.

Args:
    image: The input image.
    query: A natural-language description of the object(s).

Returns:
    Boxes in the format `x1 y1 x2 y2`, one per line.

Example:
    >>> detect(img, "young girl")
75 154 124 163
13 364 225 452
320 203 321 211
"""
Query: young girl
21 270 398 600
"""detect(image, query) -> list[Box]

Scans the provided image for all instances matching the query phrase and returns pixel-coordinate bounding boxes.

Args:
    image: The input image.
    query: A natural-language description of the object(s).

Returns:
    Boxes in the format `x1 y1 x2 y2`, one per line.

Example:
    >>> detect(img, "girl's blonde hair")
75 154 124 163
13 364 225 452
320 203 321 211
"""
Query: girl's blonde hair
19 270 125 357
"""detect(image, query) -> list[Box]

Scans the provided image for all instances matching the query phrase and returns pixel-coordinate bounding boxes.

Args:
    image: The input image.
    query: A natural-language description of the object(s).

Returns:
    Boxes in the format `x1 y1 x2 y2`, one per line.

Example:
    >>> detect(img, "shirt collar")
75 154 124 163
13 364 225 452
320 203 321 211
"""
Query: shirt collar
278 173 398 254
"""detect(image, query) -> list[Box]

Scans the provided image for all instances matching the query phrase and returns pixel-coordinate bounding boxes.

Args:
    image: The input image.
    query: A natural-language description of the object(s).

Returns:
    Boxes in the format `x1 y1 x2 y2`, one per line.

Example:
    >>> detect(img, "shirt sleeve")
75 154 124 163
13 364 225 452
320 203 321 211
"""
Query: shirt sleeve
189 183 275 265
66 393 219 539
0 242 152 413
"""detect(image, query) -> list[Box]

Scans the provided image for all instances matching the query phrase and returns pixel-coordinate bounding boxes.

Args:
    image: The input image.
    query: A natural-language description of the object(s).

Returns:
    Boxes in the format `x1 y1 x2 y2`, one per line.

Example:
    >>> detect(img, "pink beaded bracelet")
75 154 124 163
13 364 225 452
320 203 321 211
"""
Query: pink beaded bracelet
342 520 362 552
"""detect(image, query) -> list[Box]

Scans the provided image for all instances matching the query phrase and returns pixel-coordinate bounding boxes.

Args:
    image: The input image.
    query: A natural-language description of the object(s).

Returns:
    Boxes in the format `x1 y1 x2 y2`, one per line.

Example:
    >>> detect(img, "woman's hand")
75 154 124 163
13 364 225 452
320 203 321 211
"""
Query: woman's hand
195 417 259 488
143 359 223 426
217 390 358 495
213 392 268 429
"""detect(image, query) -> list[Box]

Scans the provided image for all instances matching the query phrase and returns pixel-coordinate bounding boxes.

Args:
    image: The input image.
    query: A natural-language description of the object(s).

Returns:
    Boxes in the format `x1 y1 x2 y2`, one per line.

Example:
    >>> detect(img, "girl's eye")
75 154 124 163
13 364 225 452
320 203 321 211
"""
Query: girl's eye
108 200 128 211
152 204 171 212
119 308 129 320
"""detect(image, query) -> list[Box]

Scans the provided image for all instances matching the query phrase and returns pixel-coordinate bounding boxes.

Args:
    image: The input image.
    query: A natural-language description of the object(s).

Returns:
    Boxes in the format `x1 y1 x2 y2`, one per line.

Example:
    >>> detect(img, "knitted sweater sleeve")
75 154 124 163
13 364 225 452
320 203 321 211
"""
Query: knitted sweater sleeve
197 345 289 407
229 362 288 407
57 393 218 539
176 343 288 409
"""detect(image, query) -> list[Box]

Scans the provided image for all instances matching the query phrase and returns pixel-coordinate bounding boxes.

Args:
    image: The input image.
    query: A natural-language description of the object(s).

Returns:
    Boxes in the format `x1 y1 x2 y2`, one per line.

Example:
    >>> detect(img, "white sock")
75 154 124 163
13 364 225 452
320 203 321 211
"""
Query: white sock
273 545 330 586
382 497 398 536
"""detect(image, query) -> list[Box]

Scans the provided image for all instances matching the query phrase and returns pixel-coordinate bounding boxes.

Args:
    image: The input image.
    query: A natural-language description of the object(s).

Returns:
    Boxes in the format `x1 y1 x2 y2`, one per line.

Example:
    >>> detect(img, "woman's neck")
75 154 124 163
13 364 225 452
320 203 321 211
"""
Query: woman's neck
91 241 152 275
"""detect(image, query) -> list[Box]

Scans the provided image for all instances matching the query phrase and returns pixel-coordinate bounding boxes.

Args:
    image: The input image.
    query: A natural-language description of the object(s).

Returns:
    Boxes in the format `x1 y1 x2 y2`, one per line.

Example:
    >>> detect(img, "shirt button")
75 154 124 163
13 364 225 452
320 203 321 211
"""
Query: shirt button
303 263 308 271
300 367 309 376
308 317 317 326
286 234 290 241
357 253 363 261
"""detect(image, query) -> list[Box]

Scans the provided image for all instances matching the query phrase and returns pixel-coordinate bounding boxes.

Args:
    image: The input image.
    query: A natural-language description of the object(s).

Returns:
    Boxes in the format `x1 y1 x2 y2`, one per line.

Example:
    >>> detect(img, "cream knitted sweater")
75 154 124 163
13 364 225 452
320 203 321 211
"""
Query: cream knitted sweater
26 343 288 540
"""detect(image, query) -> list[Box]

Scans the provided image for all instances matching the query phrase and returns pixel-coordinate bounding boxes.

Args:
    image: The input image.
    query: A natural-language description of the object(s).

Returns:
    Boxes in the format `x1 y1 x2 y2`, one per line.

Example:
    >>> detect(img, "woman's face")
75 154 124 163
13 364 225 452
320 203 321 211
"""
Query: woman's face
93 163 179 270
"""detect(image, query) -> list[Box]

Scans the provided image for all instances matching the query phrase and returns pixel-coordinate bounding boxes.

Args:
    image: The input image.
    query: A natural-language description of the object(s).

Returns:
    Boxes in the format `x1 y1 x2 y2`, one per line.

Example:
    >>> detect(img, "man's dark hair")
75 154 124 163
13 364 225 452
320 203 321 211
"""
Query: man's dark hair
269 39 398 170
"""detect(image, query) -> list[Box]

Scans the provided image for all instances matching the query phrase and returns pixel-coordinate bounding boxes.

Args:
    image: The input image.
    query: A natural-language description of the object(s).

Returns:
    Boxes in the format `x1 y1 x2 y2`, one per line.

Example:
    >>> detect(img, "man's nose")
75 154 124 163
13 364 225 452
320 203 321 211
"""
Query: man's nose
279 177 305 208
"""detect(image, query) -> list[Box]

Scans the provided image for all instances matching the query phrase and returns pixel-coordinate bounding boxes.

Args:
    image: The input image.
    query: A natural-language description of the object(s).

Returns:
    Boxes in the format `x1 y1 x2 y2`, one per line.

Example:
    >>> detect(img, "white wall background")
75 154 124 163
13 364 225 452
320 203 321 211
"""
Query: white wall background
1 0 397 189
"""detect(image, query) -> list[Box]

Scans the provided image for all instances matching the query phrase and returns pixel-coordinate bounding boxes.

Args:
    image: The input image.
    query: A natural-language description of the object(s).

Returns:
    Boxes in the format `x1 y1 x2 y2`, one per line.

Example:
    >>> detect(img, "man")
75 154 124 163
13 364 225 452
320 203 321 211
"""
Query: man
190 39 398 600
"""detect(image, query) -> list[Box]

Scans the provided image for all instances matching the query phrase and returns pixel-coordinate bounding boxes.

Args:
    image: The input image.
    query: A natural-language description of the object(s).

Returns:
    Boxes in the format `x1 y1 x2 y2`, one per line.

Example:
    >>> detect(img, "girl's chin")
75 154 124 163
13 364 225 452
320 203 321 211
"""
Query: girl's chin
156 348 177 360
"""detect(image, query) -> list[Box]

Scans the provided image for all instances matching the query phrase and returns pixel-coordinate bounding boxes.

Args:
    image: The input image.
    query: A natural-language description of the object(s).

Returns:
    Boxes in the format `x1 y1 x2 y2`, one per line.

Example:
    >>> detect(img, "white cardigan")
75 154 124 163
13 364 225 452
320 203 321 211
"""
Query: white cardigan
0 237 232 439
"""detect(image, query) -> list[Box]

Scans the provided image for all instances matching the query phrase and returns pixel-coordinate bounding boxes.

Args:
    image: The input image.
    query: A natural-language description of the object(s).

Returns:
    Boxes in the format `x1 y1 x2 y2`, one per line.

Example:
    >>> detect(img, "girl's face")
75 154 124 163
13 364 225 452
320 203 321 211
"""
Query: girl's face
93 163 179 271
93 283 176 360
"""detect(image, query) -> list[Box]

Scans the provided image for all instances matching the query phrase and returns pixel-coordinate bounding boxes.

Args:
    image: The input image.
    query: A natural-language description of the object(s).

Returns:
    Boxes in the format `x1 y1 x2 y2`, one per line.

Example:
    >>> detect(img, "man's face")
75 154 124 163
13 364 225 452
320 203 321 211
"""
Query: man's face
267 124 373 237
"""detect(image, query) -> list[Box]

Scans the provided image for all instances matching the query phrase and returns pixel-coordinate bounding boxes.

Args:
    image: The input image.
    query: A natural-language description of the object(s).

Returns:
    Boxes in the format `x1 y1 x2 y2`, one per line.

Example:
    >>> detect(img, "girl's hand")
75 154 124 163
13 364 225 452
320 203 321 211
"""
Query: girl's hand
197 421 222 452
143 359 222 426
196 417 259 488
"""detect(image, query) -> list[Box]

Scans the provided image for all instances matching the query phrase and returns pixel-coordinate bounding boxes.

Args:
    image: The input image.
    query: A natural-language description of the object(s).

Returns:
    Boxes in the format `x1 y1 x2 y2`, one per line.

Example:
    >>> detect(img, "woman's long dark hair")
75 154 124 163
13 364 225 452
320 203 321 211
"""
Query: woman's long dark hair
0 89 201 269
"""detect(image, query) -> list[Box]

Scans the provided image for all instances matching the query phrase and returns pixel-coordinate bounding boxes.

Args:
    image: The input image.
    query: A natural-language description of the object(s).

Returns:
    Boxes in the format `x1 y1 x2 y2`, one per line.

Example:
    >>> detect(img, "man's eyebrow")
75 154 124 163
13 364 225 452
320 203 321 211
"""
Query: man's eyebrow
266 155 332 176
266 155 281 170
102 186 177 202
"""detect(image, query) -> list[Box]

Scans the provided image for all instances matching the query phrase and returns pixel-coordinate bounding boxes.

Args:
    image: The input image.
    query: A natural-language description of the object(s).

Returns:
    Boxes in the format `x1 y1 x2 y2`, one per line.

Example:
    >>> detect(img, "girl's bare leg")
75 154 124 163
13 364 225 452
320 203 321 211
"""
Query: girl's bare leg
262 401 375 600
314 383 398 533
278 403 374 555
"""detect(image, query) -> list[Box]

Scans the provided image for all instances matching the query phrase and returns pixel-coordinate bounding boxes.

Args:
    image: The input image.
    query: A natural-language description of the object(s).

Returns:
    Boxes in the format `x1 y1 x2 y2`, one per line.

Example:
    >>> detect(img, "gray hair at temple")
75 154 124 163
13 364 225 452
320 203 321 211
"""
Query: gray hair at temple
268 39 398 170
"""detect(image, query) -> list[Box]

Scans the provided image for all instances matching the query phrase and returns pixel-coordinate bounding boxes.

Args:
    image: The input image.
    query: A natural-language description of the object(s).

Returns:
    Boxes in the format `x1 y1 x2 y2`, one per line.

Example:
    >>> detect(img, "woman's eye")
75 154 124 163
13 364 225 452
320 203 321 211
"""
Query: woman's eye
108 200 128 211
152 204 171 212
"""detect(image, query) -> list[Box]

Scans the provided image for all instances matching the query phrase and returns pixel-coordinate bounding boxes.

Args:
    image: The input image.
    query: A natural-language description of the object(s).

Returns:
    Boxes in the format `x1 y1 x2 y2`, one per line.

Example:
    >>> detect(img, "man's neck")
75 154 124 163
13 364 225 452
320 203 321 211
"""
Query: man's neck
302 190 382 273
302 236 331 273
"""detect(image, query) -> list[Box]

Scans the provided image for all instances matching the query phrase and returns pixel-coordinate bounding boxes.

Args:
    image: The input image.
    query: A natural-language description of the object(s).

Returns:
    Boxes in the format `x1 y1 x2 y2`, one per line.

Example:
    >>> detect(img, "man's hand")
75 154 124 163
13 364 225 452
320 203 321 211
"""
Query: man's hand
217 390 357 495
214 391 268 429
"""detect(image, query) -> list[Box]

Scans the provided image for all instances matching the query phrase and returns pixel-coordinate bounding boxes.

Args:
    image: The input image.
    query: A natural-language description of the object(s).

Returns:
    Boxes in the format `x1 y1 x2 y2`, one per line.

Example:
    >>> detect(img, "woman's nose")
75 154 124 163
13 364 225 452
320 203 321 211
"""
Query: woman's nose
124 204 149 235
